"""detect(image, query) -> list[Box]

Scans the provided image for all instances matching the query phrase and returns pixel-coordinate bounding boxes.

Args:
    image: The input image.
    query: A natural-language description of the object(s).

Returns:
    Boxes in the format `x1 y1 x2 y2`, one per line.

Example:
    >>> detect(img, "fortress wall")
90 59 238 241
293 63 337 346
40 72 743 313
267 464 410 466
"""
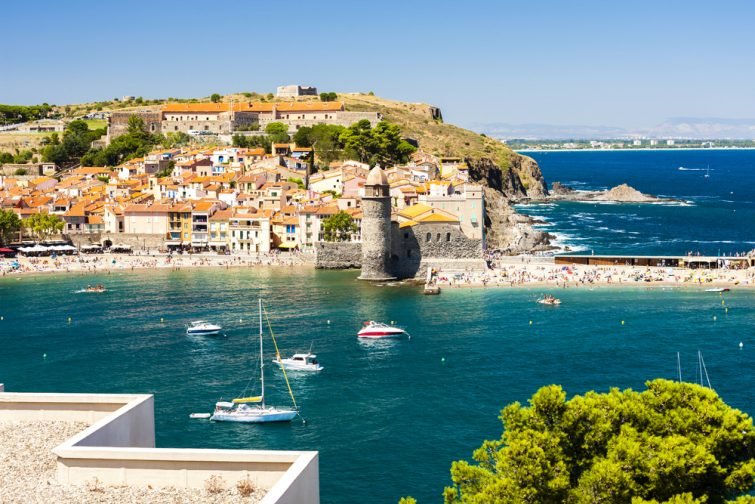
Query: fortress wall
314 242 361 269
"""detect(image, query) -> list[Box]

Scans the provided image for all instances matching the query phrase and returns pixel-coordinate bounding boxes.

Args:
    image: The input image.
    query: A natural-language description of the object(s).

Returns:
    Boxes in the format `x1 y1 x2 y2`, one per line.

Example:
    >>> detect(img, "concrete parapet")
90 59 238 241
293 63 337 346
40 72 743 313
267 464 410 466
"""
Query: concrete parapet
0 391 319 503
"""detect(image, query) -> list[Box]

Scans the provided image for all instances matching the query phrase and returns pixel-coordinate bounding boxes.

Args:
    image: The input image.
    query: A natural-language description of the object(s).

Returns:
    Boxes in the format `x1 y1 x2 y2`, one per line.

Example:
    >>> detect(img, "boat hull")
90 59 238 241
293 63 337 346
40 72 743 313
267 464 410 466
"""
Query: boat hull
357 330 406 339
186 328 222 336
210 410 297 423
273 360 323 372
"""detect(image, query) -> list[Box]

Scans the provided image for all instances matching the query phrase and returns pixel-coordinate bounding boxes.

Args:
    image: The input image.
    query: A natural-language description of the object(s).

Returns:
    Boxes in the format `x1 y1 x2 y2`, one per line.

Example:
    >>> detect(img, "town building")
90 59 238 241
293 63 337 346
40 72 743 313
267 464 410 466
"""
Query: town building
107 102 380 141
276 84 318 98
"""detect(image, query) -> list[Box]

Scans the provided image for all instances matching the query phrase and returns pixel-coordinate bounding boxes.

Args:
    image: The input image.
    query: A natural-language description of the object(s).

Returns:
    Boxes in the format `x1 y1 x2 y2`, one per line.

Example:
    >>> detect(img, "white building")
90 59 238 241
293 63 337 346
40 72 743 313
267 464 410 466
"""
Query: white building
418 183 484 240
276 85 318 98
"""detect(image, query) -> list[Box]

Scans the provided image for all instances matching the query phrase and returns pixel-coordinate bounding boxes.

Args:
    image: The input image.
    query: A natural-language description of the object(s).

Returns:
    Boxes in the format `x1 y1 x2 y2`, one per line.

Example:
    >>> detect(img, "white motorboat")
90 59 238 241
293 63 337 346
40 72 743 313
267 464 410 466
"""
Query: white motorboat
186 320 222 336
210 299 299 424
704 287 729 293
273 352 323 372
537 294 561 305
357 321 408 339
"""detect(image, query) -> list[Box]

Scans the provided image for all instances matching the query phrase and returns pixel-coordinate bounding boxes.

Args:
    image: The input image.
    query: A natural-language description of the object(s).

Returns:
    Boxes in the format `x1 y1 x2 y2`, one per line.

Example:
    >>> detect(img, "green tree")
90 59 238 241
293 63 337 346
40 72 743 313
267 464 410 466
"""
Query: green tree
14 168 28 176
0 208 22 244
80 115 158 166
265 122 290 143
12 150 33 164
319 92 338 102
321 211 357 242
0 152 13 164
210 93 222 103
444 380 755 504
24 212 65 239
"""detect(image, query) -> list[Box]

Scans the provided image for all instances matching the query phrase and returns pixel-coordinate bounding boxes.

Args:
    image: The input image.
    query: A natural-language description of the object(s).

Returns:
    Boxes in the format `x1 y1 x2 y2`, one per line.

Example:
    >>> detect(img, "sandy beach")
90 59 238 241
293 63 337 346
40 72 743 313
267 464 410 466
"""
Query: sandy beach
430 256 755 290
2 251 754 290
0 251 312 278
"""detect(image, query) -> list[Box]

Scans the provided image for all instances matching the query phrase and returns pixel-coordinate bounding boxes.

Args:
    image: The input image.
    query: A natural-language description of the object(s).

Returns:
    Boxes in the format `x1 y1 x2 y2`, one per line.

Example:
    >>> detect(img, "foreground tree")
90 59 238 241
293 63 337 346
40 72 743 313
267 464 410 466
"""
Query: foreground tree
322 211 357 242
24 212 65 239
444 379 754 504
0 208 22 244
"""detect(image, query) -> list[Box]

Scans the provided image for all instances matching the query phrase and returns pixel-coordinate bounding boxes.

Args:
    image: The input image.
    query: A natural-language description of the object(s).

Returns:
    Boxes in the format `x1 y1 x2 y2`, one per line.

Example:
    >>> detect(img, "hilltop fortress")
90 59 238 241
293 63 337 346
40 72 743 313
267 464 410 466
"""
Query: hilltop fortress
107 101 381 142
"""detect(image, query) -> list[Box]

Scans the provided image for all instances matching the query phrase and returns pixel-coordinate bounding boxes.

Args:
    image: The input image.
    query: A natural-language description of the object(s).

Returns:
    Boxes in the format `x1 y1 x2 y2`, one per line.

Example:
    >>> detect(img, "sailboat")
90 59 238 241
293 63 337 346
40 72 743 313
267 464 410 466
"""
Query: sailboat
210 299 299 423
705 165 710 178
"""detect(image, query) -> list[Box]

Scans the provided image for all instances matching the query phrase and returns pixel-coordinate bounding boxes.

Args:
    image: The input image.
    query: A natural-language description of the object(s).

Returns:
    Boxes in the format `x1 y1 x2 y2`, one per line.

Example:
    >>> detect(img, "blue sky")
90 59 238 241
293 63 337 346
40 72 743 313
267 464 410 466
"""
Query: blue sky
3 0 754 129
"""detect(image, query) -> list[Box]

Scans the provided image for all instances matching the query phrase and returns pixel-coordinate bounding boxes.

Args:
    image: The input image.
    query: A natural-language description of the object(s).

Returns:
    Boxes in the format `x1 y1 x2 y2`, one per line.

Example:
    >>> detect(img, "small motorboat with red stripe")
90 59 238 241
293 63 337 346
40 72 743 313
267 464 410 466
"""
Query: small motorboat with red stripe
357 321 409 339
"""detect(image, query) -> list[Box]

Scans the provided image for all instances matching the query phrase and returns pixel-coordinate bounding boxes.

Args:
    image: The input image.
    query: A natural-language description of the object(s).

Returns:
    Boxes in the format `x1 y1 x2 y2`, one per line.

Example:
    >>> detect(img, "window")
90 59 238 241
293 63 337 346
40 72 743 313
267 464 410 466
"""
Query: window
446 232 451 242
436 233 441 242
404 232 409 239
426 232 431 242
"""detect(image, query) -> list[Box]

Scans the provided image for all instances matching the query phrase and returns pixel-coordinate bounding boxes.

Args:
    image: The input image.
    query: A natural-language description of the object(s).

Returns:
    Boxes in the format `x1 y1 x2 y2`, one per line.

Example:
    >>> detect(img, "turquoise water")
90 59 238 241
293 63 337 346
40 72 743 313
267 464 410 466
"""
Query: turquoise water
517 149 755 256
1 268 753 502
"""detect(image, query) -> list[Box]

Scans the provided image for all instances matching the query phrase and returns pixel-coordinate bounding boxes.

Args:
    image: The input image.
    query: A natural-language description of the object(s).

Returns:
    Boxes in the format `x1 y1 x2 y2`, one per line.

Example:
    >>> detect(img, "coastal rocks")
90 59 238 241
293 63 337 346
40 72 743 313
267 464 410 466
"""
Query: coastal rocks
466 152 552 253
466 153 548 203
481 187 554 253
597 183 659 202
545 182 674 203
549 181 576 195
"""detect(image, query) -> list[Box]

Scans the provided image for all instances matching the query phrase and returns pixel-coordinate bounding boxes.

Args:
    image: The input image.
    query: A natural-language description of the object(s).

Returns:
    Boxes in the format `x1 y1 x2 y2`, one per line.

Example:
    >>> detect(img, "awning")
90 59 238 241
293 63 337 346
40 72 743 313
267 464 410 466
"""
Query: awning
277 243 298 249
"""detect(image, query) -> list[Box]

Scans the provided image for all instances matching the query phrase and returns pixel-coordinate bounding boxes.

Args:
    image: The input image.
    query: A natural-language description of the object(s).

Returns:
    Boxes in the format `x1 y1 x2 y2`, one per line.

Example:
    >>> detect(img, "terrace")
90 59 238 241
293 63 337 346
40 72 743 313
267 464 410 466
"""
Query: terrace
0 385 318 503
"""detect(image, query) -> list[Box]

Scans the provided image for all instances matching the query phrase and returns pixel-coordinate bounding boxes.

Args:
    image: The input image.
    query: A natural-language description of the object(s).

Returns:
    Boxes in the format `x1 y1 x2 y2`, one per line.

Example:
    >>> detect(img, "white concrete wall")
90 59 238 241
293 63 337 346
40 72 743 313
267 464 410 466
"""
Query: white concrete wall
0 391 319 503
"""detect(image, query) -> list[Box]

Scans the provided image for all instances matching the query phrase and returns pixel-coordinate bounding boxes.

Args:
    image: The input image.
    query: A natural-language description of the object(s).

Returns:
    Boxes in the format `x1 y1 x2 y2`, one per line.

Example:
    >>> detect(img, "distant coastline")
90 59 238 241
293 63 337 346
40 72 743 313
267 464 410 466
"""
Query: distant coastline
516 147 755 153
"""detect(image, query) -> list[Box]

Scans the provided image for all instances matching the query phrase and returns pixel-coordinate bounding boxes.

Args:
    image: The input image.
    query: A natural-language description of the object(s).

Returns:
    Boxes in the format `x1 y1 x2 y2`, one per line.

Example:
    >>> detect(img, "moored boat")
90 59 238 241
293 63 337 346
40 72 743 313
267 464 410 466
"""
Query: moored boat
357 321 408 339
273 352 323 372
210 299 300 424
704 287 729 292
537 294 562 305
186 320 222 336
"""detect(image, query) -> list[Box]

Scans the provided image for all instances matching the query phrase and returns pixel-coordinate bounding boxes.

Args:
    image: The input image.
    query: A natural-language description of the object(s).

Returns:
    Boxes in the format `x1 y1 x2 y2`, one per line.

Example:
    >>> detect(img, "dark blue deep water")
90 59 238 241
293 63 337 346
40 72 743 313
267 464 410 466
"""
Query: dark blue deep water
1 268 753 503
517 149 755 256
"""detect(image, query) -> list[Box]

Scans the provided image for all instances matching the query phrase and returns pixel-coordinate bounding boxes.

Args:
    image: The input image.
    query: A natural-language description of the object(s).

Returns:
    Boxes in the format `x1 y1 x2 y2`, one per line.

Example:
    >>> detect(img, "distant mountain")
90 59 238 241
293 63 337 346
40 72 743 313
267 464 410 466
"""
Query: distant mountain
645 117 755 139
469 122 628 140
473 117 755 140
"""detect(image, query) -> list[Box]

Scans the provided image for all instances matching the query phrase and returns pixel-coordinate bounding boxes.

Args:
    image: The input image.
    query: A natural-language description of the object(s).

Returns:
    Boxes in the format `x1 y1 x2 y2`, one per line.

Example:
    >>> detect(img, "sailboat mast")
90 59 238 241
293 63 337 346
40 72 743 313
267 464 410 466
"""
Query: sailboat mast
677 352 682 382
259 298 265 408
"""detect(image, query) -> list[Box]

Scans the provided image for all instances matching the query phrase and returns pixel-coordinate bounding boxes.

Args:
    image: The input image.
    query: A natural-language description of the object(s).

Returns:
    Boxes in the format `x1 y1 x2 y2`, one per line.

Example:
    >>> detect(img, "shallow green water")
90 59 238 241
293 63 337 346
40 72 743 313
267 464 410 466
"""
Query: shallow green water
1 268 753 503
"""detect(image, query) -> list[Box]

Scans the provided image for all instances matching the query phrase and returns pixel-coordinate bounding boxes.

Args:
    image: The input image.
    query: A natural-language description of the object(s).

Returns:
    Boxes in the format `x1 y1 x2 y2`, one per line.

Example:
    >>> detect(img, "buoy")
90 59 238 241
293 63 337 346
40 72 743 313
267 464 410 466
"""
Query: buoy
713 315 717 321
160 317 164 323
721 300 725 305
441 357 445 363
529 320 533 325
239 318 243 323
43 353 47 359
739 342 744 349
327 320 330 325
1 316 3 321
68 317 72 324
621 320 625 325
725 307 728 314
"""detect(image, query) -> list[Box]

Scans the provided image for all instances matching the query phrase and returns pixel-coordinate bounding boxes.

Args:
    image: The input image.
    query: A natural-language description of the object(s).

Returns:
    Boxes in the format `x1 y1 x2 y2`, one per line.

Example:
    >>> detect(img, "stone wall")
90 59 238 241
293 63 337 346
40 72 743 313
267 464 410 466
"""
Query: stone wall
67 233 167 251
390 222 484 279
314 222 484 279
108 110 162 143
314 242 361 269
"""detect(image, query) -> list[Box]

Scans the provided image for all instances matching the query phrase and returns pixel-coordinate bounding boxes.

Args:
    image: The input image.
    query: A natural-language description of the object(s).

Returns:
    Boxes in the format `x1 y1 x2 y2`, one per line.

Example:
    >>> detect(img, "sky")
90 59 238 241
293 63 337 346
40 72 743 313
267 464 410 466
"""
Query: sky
3 0 755 130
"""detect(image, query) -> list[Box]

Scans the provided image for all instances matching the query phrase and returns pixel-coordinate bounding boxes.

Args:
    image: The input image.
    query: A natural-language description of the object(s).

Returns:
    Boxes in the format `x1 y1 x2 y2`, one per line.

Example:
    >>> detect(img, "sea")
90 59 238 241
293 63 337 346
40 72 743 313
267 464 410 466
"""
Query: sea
1 150 754 503
516 149 755 256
